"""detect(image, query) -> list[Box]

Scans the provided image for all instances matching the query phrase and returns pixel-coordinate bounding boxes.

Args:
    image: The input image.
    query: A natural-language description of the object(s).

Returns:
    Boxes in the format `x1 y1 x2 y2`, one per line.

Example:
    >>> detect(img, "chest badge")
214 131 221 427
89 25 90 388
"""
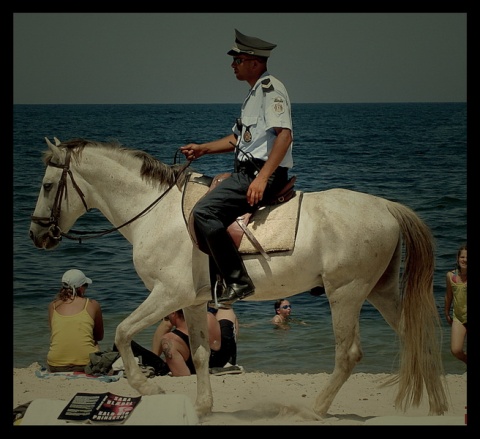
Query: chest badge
243 127 252 142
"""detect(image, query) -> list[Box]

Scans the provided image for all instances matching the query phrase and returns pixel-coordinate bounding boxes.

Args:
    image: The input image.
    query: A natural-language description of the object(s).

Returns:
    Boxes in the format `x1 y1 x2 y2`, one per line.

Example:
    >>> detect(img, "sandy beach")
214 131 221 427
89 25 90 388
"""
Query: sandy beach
13 362 467 426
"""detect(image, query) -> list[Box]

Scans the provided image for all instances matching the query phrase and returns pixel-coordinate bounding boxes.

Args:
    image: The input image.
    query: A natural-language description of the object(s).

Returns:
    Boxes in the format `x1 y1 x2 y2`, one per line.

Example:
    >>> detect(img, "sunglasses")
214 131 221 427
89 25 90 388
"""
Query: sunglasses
281 305 291 309
233 57 256 65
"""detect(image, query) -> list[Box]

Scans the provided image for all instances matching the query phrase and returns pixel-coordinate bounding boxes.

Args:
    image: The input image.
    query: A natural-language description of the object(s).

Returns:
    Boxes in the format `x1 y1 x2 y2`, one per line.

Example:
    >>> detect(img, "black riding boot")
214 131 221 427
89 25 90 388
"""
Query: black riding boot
205 229 255 306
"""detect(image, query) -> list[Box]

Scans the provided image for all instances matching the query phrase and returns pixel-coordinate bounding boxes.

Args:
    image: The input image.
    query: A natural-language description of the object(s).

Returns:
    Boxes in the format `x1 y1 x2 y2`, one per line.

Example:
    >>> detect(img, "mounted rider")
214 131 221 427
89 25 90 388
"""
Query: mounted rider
180 29 293 306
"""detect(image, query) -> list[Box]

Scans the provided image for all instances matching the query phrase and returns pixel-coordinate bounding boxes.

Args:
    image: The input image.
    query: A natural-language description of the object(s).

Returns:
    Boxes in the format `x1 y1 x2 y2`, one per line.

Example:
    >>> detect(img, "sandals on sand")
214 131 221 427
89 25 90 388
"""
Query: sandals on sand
209 365 244 376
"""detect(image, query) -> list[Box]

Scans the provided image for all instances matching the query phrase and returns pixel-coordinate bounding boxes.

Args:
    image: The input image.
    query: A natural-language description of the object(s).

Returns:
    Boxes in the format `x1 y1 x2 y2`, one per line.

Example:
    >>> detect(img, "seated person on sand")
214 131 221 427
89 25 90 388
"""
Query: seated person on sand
117 305 240 376
271 298 307 328
207 303 239 368
152 306 240 376
47 269 104 372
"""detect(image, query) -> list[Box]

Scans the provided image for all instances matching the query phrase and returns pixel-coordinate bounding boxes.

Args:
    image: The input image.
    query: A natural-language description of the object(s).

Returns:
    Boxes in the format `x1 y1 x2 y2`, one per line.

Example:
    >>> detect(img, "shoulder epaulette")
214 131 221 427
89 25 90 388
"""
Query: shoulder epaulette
261 78 274 93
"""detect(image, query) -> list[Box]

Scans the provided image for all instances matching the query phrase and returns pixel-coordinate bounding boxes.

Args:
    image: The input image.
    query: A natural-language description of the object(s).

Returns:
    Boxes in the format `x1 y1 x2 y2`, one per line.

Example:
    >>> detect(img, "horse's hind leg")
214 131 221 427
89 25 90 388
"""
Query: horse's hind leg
314 286 365 416
366 239 402 332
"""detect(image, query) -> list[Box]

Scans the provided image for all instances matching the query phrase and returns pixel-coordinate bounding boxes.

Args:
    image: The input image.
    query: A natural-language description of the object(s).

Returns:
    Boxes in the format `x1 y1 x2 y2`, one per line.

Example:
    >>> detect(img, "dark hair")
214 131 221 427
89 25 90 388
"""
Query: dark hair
274 299 286 311
164 309 185 322
253 55 268 64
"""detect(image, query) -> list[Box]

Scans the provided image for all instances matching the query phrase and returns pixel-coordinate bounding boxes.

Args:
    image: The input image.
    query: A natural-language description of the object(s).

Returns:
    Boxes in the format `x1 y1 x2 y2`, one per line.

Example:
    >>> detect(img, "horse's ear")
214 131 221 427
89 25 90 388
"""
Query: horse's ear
54 137 61 146
45 137 55 149
45 137 62 161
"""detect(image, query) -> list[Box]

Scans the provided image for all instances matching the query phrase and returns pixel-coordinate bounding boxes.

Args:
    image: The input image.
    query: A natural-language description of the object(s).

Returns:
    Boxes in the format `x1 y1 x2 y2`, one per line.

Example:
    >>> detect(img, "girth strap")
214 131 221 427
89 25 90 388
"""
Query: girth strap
235 214 271 261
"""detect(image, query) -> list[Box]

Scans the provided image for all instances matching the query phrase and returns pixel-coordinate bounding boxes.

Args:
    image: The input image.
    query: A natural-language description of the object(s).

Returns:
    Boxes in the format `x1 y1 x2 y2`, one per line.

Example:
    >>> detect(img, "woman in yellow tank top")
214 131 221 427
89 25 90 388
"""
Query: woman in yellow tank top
47 269 104 372
444 244 467 364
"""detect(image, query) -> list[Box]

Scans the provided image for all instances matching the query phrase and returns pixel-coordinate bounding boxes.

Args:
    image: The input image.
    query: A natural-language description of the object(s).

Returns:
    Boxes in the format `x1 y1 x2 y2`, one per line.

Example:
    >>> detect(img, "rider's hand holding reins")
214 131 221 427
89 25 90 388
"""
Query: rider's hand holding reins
181 134 237 161
180 144 204 162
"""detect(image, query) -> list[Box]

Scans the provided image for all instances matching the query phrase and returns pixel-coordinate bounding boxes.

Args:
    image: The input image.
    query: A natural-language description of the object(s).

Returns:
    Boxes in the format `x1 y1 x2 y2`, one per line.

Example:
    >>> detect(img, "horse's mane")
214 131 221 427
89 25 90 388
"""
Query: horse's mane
43 138 189 189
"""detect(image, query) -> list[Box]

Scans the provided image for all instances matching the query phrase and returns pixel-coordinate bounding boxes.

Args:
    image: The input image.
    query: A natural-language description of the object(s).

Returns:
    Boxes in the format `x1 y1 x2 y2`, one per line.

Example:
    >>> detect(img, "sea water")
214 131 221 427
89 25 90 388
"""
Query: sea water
13 103 467 374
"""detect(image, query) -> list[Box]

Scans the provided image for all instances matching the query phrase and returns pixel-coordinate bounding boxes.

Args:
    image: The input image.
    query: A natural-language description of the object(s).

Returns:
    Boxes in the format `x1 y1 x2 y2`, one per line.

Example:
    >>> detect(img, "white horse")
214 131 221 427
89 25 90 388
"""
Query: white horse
29 137 448 418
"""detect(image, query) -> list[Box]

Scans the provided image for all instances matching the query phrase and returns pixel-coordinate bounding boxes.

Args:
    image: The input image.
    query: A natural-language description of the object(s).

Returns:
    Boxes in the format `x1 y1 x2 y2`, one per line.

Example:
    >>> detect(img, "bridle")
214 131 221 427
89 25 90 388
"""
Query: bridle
30 149 88 241
31 147 190 243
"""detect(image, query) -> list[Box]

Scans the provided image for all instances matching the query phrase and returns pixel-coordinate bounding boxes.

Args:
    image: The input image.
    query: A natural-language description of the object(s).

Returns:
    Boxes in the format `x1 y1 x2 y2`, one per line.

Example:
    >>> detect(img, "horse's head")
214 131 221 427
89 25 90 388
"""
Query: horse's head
29 137 90 250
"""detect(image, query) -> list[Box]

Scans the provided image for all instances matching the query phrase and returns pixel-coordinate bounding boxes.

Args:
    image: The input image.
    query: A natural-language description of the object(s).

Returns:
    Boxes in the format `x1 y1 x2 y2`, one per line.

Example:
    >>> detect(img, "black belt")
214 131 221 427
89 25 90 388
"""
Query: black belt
235 158 265 175
235 158 288 180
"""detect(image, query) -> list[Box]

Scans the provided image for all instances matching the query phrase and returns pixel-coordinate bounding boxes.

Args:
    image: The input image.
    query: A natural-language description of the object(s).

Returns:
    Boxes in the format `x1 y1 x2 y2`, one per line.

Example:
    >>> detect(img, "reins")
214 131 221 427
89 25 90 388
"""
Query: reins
31 147 191 243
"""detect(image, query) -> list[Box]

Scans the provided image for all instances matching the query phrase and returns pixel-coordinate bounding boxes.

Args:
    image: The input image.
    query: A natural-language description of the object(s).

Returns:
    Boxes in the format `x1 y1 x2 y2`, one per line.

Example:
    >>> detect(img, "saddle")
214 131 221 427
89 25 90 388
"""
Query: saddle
183 172 301 260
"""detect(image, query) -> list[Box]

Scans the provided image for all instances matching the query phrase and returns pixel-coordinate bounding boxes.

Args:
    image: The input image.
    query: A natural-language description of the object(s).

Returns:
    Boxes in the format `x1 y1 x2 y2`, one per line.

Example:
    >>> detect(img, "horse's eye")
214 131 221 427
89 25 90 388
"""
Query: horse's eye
43 183 53 192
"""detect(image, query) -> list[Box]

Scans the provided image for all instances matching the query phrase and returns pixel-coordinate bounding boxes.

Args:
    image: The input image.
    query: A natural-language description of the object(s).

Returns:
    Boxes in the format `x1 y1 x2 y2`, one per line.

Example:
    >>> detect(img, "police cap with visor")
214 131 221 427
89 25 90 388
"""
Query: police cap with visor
227 29 276 58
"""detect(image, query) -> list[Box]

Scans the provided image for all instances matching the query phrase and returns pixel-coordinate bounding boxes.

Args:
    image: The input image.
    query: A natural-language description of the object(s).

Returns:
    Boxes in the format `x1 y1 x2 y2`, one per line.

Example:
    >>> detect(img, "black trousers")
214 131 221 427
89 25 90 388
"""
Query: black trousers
112 341 170 376
192 161 288 254
192 161 288 287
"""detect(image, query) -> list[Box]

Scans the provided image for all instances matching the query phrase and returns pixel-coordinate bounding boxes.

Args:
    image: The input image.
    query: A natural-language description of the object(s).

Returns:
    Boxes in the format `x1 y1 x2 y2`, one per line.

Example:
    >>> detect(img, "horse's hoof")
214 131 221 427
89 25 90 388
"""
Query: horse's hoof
137 380 165 396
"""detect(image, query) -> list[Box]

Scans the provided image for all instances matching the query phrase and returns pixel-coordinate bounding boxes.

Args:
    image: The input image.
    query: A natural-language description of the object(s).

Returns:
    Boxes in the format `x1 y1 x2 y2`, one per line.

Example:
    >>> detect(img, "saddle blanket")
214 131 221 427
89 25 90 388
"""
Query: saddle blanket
182 172 303 254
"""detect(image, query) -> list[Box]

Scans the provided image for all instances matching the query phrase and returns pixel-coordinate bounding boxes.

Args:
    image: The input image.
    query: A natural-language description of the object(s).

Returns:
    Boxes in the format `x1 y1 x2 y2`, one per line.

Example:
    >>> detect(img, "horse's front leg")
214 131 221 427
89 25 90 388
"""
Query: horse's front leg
183 303 213 417
314 287 365 416
115 293 167 396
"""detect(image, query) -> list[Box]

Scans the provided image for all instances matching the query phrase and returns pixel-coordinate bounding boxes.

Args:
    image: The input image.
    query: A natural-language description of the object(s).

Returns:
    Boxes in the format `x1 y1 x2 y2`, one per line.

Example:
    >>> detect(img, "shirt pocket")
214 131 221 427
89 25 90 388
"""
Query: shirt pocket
241 116 258 129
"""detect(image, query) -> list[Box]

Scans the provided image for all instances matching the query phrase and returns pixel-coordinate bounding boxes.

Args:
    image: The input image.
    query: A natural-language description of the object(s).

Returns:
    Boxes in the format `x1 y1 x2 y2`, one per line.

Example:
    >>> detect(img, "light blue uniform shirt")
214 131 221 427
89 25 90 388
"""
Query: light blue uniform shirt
232 72 293 169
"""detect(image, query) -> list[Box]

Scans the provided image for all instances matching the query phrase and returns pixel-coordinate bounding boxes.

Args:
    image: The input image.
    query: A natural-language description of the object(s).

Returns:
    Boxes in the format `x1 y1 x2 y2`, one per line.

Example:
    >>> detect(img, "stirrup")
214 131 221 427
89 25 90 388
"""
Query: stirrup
212 279 232 309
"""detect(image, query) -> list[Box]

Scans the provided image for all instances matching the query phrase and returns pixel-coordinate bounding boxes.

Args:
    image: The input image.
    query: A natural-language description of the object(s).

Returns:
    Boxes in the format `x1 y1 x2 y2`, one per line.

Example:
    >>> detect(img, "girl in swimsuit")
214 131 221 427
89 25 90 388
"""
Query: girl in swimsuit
444 244 467 364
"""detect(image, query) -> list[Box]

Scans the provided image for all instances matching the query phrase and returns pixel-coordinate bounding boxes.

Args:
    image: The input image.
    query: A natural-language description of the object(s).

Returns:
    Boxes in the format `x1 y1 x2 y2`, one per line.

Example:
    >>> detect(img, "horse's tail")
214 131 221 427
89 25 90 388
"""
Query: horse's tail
386 201 448 415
